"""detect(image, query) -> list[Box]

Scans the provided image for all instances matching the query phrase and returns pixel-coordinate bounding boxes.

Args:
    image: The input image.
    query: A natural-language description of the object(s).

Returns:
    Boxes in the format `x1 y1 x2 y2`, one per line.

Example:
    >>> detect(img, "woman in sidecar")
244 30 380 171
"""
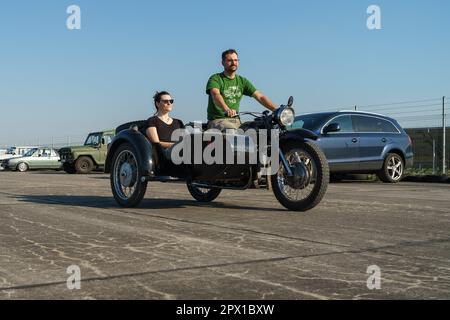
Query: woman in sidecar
145 91 184 161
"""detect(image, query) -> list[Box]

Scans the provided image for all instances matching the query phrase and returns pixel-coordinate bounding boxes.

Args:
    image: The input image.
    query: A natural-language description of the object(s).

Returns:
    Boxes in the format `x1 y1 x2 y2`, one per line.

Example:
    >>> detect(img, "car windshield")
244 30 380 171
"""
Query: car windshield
289 113 333 131
84 134 101 146
23 148 38 157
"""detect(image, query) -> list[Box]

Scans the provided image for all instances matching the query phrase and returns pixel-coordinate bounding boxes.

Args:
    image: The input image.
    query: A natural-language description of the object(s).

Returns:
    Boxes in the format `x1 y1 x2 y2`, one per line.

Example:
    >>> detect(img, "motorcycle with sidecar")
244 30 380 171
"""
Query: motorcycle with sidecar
105 97 329 211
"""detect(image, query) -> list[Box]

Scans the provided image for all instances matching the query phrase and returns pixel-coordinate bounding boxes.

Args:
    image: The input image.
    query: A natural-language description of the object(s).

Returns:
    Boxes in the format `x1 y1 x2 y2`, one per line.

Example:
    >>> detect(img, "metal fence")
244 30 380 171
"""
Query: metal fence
404 127 450 175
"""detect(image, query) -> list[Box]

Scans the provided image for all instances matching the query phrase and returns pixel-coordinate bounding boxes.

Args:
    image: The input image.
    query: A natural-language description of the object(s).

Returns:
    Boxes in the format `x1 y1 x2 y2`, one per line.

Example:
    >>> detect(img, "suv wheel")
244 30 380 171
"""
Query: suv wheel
378 153 404 183
75 156 94 174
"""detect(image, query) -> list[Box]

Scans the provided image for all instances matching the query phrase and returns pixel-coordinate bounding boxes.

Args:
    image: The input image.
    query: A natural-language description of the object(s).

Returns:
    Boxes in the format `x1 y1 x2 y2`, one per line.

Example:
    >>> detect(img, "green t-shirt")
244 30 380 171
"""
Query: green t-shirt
206 73 257 120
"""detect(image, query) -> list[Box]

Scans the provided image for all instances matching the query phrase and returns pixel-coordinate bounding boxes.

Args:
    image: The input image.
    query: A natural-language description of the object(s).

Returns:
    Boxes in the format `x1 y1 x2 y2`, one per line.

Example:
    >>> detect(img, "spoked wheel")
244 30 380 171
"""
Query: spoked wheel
378 153 404 183
187 182 222 202
110 143 147 207
271 141 329 211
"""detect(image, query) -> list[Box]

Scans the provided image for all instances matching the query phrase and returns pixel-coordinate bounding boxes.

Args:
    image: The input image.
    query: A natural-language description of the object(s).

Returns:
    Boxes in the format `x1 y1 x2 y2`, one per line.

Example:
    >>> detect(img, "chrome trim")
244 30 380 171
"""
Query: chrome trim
275 106 295 127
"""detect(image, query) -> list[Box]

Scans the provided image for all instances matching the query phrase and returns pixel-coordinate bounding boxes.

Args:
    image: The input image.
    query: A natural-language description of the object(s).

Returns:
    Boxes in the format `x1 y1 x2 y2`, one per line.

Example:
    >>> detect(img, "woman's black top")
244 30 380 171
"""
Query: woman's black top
146 116 184 142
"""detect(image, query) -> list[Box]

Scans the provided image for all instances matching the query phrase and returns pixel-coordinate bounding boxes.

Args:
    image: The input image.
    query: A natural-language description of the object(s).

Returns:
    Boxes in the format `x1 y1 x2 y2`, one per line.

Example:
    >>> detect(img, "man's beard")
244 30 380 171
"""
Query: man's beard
226 66 237 73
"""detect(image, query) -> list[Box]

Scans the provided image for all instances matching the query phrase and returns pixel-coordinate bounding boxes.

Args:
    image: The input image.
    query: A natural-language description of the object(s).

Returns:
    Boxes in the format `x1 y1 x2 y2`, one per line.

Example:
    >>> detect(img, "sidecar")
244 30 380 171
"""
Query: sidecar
104 120 259 207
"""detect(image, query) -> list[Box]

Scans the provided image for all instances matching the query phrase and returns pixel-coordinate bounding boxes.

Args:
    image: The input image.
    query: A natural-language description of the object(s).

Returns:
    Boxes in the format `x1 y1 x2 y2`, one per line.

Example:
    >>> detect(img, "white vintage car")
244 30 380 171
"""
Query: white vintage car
2 147 62 172
0 146 39 170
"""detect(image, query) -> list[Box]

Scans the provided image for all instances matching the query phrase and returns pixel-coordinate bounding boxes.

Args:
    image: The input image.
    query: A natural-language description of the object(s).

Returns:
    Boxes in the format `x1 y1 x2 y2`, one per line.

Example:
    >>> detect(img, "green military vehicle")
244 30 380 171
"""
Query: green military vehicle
59 130 115 174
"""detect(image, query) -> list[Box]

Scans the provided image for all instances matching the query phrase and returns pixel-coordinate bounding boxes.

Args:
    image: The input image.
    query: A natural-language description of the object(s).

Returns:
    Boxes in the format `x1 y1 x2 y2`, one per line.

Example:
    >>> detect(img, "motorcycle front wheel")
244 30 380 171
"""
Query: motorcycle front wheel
271 141 329 211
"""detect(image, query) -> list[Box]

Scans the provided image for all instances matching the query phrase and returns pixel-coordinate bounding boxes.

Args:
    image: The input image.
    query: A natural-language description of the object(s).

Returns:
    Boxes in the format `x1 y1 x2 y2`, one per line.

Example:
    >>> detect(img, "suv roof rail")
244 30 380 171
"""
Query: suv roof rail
338 110 387 117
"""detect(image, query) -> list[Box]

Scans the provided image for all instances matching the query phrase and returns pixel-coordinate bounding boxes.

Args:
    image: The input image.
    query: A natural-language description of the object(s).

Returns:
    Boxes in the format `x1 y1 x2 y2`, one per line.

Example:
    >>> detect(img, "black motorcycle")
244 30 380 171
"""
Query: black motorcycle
105 97 329 211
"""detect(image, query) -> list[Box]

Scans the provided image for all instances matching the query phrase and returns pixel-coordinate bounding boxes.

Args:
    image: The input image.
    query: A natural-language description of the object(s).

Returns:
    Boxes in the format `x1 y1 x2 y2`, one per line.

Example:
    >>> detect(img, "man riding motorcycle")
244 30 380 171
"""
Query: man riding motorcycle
206 49 278 131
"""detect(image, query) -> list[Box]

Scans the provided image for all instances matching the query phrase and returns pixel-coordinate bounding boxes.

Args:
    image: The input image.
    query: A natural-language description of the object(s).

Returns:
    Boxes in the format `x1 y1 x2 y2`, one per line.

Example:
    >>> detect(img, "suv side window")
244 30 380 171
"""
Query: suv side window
354 115 399 133
326 115 354 133
377 119 399 133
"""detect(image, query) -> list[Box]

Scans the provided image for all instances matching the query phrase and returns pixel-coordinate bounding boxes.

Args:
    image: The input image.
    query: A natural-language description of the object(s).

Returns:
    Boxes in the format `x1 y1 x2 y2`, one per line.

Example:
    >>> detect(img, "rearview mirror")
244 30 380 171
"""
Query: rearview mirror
323 123 341 133
287 96 294 107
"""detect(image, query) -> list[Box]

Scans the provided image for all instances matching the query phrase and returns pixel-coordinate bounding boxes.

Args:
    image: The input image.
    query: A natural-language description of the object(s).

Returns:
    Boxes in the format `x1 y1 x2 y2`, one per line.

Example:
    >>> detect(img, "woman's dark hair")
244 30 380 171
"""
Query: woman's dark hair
153 91 171 111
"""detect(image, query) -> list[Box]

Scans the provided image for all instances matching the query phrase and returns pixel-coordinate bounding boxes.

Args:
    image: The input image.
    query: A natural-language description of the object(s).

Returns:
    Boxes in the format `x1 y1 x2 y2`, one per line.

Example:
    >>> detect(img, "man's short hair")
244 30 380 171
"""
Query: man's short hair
222 49 238 61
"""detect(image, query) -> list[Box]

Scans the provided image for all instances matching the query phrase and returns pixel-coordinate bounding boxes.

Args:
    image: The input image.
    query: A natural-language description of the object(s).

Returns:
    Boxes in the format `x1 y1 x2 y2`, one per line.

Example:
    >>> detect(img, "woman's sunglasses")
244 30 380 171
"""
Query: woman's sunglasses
160 99 174 104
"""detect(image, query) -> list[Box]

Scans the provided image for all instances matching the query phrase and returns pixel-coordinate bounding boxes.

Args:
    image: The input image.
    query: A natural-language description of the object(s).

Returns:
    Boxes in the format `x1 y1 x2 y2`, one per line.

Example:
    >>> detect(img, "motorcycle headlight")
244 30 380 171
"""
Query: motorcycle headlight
275 107 295 127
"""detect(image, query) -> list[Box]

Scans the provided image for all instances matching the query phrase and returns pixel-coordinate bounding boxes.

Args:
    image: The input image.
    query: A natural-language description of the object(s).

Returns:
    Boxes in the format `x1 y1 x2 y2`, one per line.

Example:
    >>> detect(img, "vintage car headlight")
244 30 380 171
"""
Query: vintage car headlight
275 106 295 127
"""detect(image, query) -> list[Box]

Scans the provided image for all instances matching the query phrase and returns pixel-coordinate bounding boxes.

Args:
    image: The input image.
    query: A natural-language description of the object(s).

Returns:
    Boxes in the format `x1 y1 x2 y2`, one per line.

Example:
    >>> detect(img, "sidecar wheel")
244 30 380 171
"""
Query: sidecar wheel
271 141 329 211
110 142 147 207
187 182 221 203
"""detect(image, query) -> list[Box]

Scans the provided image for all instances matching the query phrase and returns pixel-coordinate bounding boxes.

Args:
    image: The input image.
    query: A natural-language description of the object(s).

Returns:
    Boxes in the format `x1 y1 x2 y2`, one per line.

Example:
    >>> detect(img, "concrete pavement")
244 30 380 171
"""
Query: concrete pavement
0 171 449 299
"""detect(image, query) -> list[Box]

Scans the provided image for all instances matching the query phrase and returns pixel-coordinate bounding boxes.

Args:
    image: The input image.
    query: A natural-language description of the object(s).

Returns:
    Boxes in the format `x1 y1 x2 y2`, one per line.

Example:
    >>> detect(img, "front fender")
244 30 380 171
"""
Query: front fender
104 129 153 175
280 129 319 144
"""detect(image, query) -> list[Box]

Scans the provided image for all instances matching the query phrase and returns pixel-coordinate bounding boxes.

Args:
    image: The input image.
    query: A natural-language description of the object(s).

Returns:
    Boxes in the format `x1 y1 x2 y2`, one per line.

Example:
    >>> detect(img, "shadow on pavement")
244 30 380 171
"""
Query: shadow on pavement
14 194 285 212
22 170 65 174
19 171 106 175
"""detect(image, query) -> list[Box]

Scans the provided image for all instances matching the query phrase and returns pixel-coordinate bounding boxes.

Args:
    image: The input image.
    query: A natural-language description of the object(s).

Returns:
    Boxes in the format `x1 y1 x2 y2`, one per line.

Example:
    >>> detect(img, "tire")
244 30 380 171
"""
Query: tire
377 153 404 183
110 142 147 207
271 141 329 211
17 162 29 172
75 156 94 174
187 182 222 202
63 163 77 174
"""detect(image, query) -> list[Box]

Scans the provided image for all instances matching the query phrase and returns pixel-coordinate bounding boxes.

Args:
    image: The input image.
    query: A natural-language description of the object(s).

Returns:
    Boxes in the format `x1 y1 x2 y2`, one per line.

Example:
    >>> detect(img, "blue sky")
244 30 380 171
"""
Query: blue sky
0 0 449 146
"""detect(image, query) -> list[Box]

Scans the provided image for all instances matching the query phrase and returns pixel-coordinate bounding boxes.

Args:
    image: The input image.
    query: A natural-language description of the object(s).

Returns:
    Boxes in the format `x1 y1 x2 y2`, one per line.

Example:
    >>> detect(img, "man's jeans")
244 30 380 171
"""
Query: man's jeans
207 118 241 131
